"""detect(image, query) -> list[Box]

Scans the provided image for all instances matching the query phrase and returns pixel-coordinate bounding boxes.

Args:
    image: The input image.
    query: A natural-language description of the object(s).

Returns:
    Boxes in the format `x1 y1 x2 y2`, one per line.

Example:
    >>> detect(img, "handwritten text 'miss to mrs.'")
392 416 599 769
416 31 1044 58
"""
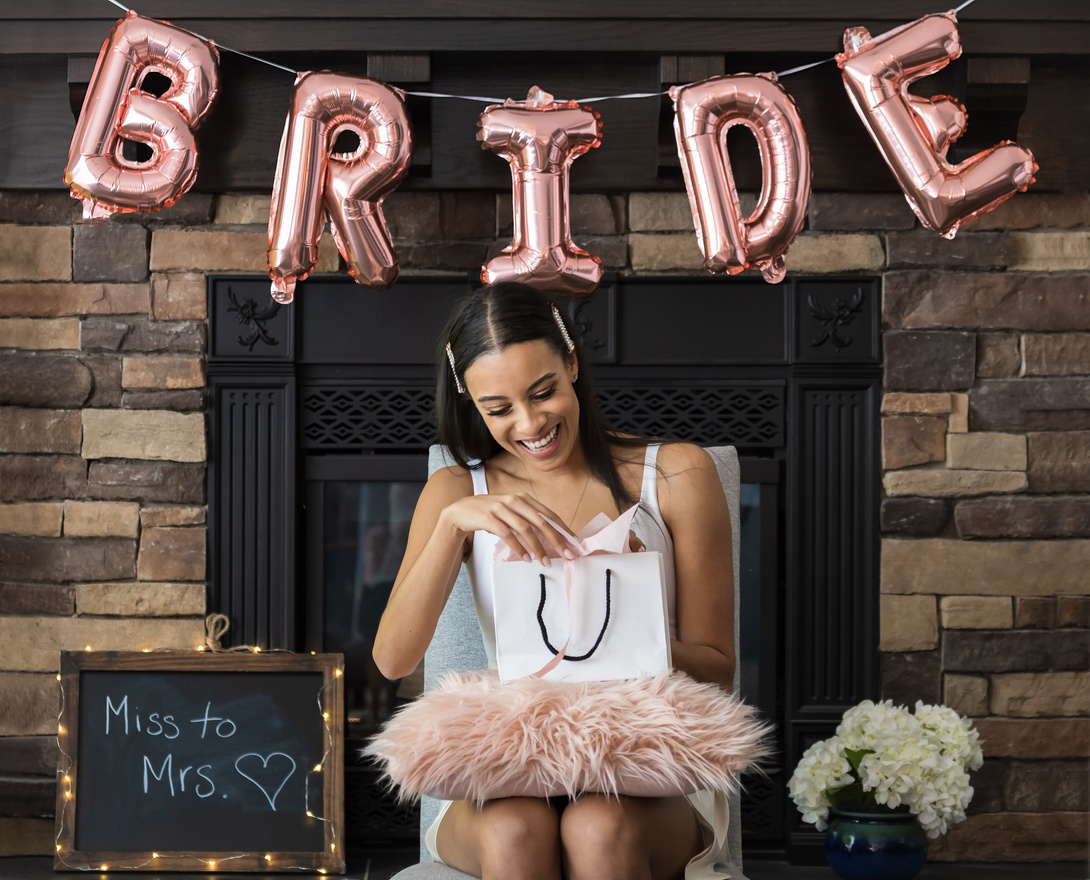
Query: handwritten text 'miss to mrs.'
103 694 300 811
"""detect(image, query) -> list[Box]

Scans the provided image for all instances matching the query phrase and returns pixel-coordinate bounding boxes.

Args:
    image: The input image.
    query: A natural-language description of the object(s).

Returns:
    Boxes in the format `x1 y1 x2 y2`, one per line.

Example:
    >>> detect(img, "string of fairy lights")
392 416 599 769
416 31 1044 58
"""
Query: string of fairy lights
53 650 344 872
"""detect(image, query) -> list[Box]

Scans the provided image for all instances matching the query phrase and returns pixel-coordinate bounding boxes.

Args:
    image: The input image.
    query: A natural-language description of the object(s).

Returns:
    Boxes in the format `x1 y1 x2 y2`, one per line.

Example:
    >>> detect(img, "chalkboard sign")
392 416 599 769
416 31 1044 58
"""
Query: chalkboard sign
54 651 345 873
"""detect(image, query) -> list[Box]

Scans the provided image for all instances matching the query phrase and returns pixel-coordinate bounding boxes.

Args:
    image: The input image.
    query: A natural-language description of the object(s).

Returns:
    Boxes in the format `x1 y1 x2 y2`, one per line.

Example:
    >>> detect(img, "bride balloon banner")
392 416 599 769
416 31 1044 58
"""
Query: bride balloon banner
65 11 220 220
66 8 1040 294
672 73 811 284
478 87 604 297
837 12 1036 239
267 71 412 303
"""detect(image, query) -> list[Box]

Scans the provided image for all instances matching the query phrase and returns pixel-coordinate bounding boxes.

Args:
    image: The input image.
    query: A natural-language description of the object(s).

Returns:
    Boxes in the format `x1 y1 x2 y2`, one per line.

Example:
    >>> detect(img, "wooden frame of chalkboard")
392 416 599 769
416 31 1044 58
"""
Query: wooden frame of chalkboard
54 651 345 873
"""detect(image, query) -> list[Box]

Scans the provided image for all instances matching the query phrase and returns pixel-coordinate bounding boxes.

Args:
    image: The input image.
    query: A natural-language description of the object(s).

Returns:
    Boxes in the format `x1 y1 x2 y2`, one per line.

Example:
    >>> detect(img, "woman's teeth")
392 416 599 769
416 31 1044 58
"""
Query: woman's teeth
521 425 558 451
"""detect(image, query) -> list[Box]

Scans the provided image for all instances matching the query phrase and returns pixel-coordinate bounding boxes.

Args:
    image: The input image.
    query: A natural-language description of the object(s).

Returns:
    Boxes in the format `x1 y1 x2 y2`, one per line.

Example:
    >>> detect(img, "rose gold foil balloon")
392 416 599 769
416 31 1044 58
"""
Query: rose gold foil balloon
672 74 810 284
478 87 603 296
837 12 1036 239
65 11 219 221
267 71 412 303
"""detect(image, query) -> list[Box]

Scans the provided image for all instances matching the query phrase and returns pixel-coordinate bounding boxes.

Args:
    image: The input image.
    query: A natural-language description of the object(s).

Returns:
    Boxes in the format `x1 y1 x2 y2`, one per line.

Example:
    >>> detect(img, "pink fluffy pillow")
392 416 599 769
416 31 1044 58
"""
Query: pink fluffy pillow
366 670 771 805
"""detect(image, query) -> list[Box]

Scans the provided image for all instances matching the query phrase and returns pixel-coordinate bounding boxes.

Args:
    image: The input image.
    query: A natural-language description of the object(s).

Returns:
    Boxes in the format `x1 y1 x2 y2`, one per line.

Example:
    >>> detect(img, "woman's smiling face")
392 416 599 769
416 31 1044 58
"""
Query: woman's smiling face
462 339 580 470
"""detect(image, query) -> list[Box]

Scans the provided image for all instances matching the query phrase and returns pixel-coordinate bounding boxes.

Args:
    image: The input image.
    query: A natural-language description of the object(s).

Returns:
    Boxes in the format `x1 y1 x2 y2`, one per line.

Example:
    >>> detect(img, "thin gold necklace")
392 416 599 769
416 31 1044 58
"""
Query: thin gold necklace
526 470 592 534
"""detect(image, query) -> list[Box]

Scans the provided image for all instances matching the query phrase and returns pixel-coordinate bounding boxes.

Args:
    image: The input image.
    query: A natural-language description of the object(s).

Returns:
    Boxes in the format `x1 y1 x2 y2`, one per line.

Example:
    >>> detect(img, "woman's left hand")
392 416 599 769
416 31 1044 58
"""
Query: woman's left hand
628 531 645 553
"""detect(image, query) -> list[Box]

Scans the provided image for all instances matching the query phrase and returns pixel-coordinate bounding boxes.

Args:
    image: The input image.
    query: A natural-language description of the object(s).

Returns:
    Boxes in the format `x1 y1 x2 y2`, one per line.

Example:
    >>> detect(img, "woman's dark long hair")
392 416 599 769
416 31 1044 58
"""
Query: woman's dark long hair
437 282 645 510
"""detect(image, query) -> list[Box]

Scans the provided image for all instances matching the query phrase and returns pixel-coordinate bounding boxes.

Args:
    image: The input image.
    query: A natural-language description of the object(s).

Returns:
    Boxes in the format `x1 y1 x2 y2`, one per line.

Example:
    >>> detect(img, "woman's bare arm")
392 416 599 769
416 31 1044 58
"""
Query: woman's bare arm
373 465 578 680
656 443 736 690
372 467 474 680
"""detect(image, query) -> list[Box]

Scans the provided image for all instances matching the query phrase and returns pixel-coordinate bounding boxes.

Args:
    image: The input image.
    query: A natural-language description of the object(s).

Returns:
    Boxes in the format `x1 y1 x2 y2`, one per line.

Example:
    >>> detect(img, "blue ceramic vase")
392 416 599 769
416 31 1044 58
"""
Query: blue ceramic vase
824 807 928 880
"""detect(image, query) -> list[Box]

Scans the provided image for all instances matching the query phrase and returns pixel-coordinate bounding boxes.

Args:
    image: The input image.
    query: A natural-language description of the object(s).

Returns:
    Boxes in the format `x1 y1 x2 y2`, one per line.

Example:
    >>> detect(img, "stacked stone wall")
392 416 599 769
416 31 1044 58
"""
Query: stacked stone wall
0 188 1086 860
0 193 214 856
864 193 1090 862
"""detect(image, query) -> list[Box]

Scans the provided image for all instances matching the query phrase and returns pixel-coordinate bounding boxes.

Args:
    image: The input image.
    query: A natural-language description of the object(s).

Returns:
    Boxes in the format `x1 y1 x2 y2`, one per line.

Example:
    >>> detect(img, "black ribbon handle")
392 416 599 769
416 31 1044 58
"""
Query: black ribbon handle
536 568 612 662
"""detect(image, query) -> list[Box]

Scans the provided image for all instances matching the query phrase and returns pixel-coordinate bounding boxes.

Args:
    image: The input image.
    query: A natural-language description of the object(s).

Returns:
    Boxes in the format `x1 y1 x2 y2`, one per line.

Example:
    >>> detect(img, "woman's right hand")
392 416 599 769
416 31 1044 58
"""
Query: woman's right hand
375 468 572 680
441 492 574 564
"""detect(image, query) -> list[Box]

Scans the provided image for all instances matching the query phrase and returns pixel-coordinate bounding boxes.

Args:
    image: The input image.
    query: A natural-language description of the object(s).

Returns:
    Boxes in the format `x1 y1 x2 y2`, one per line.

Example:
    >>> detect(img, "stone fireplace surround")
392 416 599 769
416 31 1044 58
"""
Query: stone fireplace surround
0 187 1087 863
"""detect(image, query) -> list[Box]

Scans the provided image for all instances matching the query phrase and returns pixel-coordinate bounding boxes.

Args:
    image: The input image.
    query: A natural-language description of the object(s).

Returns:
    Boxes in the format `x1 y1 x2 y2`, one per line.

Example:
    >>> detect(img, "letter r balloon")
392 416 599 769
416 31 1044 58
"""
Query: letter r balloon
267 71 412 303
64 11 219 220
837 12 1036 238
478 88 603 297
672 74 811 284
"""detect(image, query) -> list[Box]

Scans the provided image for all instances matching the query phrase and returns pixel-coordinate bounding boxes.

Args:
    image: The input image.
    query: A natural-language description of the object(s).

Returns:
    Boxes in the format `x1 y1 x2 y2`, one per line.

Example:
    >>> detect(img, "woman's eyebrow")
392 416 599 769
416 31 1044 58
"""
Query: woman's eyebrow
476 372 557 403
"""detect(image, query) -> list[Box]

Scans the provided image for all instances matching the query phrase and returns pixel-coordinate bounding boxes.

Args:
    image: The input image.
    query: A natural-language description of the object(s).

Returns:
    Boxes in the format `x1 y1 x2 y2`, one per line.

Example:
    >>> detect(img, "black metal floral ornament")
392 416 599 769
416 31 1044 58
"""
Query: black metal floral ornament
808 287 864 352
227 288 280 351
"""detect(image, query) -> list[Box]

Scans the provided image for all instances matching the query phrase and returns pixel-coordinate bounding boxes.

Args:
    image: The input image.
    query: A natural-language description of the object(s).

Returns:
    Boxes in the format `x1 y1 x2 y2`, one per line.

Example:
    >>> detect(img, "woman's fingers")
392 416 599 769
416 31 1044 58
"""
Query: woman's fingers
447 494 574 563
490 497 561 563
517 497 577 559
628 531 646 553
494 519 550 564
487 495 570 562
499 499 579 562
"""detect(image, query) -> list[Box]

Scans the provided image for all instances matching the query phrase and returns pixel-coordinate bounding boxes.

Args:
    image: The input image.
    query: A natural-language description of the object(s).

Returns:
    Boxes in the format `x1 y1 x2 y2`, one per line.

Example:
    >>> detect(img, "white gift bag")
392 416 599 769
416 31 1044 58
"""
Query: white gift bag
491 506 672 683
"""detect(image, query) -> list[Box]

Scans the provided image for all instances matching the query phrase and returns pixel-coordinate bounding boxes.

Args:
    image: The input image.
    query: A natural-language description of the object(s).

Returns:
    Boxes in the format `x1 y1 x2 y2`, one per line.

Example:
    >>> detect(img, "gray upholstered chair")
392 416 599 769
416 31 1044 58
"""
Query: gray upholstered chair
388 445 746 880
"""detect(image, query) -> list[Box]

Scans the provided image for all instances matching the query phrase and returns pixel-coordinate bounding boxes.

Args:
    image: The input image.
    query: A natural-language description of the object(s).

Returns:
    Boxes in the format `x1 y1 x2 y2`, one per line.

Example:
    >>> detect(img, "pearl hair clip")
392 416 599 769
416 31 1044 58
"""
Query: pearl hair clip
551 304 575 353
446 342 465 394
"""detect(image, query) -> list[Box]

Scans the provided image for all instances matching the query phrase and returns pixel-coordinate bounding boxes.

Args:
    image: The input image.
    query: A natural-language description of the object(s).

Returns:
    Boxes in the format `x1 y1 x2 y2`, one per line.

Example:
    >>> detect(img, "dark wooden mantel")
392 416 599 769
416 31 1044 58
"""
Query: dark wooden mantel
7 1 1090 54
1 1 1087 191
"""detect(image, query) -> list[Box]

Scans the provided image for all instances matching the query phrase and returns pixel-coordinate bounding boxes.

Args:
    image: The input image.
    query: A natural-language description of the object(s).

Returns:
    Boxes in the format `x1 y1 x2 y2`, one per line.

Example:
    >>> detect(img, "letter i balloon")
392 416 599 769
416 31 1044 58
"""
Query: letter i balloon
837 12 1036 238
64 11 220 220
478 87 604 297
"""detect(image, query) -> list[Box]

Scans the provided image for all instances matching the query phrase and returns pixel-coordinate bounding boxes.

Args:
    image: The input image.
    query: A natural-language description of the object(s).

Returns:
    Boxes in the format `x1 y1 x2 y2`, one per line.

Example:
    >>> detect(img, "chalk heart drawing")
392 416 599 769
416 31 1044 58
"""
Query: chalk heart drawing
235 752 297 811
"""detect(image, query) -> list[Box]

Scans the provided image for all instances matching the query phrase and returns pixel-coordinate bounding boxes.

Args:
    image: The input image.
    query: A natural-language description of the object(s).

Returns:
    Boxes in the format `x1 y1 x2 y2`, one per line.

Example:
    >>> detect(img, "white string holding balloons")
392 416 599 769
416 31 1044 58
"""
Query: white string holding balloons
102 0 979 95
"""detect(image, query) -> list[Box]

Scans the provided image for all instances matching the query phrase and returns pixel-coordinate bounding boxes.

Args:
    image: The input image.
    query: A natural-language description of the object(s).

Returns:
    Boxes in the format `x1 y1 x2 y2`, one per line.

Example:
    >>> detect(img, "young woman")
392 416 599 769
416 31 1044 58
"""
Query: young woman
373 282 736 880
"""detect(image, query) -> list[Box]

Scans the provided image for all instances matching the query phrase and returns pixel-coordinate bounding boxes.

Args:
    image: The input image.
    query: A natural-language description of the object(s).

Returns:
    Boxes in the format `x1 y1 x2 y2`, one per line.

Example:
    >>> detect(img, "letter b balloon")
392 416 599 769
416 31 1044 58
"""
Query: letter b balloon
65 11 219 220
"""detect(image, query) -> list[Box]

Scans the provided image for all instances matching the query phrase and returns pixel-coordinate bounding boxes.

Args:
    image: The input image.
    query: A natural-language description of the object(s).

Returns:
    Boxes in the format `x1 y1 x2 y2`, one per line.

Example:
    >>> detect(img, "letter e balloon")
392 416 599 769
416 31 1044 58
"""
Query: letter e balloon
837 12 1036 238
672 74 810 284
65 11 219 220
267 72 412 303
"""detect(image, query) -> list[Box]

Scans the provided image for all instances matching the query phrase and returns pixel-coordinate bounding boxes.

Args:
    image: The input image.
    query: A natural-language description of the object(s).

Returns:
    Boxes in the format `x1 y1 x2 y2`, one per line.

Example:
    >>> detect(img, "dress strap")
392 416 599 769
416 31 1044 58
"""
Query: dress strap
640 444 661 512
470 464 489 496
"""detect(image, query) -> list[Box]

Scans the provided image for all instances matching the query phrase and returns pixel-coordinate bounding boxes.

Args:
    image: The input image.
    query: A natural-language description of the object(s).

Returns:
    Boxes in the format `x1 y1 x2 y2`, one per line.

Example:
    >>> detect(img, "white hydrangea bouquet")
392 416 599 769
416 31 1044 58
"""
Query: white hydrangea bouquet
788 700 984 838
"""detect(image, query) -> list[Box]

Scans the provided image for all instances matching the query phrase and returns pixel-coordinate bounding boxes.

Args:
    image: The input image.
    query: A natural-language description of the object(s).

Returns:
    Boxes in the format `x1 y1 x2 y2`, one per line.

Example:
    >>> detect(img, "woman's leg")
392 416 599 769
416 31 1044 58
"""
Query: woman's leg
435 797 562 880
559 794 705 880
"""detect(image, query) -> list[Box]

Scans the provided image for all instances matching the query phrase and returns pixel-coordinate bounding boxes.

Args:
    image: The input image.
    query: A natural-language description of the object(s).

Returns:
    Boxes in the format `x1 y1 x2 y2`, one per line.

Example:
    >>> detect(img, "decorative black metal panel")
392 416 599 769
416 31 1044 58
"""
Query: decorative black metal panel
344 761 419 847
298 382 785 450
599 383 785 448
793 384 879 709
793 280 879 364
562 284 616 363
301 385 436 449
208 378 297 650
741 767 785 839
784 378 880 861
618 279 789 365
210 280 294 361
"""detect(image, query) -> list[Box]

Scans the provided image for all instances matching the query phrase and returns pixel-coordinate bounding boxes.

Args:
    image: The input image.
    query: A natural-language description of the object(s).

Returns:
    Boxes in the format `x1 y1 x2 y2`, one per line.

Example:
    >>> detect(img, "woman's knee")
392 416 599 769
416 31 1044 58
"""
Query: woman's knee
477 798 561 876
560 796 646 879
